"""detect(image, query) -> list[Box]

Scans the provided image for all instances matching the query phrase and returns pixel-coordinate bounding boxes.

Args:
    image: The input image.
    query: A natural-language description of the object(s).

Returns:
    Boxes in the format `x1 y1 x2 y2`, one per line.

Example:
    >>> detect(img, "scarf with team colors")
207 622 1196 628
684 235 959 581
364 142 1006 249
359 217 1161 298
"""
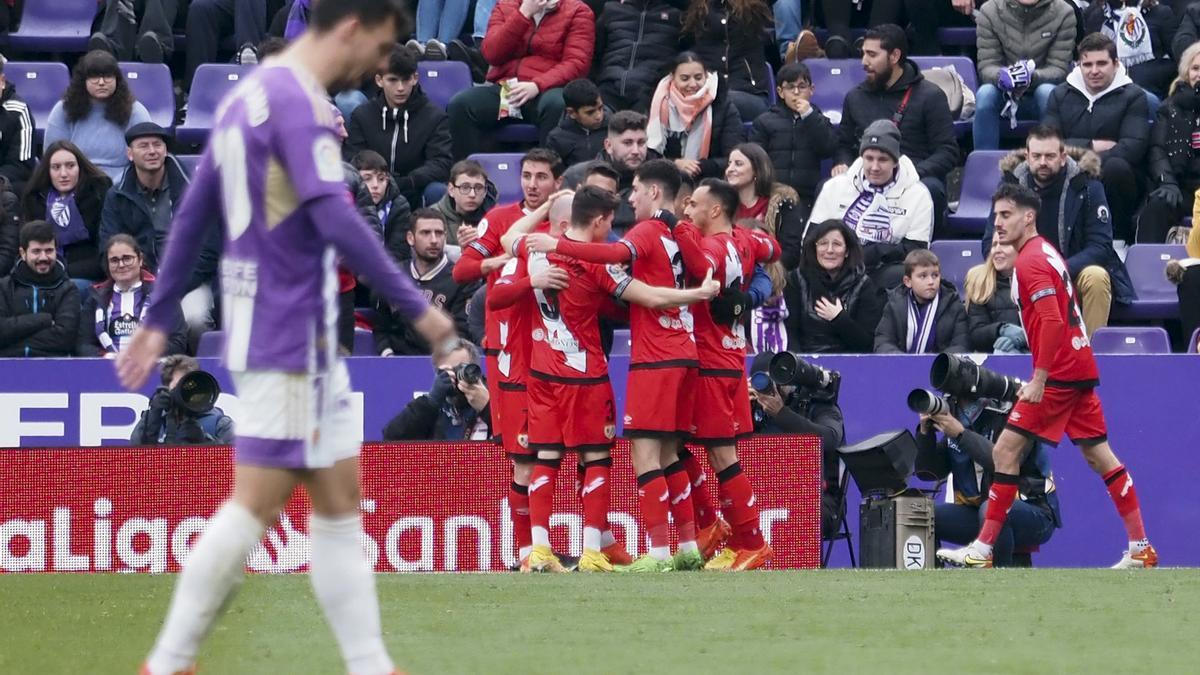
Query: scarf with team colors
905 290 939 354
95 283 148 354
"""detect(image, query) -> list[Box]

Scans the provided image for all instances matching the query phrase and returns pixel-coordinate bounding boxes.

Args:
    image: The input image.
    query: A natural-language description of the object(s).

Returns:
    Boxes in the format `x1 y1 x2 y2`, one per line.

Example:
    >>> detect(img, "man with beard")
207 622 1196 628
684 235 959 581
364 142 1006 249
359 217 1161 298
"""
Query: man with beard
562 110 656 233
0 220 80 357
834 24 958 236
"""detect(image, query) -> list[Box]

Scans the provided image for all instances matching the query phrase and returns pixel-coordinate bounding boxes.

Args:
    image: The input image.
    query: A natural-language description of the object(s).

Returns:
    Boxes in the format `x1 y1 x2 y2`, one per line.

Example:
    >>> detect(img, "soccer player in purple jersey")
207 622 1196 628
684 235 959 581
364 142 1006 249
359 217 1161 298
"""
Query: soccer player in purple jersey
117 3 456 674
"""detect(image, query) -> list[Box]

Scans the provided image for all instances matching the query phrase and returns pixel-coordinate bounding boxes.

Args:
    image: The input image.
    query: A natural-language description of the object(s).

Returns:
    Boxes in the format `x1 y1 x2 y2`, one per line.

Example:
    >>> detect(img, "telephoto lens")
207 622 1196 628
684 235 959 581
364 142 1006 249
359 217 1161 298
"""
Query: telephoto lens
930 353 1023 403
172 371 221 416
749 371 774 393
906 389 949 416
768 352 837 389
455 363 482 385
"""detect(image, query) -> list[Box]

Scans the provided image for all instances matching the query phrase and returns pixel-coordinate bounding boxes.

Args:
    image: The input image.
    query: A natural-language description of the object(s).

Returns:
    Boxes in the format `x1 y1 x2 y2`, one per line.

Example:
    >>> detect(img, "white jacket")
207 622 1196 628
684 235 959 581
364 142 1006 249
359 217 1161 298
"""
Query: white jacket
806 155 933 245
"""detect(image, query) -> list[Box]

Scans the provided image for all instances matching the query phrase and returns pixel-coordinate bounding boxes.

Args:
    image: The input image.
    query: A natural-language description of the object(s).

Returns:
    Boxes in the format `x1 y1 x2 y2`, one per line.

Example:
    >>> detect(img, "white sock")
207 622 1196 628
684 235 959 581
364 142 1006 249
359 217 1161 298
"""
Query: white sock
677 541 699 554
146 502 265 675
583 526 602 551
531 526 550 547
1130 538 1150 552
972 540 993 556
600 529 616 548
309 513 394 675
649 545 671 561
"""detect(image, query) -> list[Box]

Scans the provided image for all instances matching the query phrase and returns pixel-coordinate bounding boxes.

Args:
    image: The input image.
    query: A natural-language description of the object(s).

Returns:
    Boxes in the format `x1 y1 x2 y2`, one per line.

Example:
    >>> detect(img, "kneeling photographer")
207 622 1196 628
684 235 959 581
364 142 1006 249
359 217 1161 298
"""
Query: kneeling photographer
382 340 492 441
131 355 234 445
911 354 1061 566
749 351 845 538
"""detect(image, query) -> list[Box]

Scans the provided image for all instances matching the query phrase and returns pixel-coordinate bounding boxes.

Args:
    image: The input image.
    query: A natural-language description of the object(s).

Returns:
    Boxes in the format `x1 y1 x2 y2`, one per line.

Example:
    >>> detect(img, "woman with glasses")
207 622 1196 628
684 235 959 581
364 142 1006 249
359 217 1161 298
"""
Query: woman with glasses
43 50 153 181
77 234 187 357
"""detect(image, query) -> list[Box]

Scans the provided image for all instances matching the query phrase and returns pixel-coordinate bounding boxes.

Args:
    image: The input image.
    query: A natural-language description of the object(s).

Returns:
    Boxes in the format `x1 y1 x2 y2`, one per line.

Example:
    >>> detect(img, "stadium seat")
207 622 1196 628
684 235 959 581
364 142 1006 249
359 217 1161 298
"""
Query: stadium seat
910 56 976 139
352 329 376 356
120 62 176 129
467 152 524 203
195 331 225 357
936 27 977 46
492 123 540 145
3 61 70 144
947 150 1006 235
1089 327 1171 354
929 240 981 294
610 329 631 356
1113 244 1188 320
177 64 250 145
804 59 866 125
7 0 96 52
417 60 472 111
174 154 201 176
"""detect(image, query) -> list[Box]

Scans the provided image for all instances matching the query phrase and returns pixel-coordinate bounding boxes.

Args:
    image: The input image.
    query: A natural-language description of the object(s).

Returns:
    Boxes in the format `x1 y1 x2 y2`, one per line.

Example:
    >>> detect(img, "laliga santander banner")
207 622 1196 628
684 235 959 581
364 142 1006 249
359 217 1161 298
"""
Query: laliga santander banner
0 437 821 573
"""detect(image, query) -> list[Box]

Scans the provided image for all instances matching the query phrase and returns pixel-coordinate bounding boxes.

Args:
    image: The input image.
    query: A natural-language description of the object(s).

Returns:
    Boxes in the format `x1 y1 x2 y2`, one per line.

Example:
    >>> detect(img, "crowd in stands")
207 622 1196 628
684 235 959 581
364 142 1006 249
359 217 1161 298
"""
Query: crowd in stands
0 0 1198 363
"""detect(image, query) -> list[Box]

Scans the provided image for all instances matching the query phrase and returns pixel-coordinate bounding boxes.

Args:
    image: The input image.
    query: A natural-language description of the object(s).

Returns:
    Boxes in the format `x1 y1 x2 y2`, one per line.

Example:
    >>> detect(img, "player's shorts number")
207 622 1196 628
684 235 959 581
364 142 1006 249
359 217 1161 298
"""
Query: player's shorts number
213 127 252 241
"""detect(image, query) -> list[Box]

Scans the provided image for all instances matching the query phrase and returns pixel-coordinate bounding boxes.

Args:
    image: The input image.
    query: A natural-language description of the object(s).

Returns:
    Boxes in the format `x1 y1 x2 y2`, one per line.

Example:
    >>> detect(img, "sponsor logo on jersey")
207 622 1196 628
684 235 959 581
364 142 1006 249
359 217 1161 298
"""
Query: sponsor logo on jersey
623 414 633 425
532 328 545 342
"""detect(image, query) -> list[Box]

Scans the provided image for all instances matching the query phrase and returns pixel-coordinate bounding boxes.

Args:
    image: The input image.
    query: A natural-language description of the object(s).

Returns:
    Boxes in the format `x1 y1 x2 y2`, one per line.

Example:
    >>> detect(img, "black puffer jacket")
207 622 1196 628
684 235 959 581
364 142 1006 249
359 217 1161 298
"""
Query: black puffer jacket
965 272 1021 352
683 0 772 100
1172 2 1200 62
836 60 959 181
21 174 112 282
749 103 838 202
344 86 452 208
1148 81 1200 194
546 115 608 168
782 265 884 354
370 175 414 262
0 259 80 357
593 0 685 111
658 91 744 179
874 281 970 354
1043 68 1150 167
0 184 21 275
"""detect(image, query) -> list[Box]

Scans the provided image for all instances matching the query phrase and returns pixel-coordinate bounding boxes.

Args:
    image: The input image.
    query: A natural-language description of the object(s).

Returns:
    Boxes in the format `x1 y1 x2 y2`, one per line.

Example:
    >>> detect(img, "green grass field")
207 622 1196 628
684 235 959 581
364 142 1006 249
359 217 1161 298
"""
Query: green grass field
4 570 1199 674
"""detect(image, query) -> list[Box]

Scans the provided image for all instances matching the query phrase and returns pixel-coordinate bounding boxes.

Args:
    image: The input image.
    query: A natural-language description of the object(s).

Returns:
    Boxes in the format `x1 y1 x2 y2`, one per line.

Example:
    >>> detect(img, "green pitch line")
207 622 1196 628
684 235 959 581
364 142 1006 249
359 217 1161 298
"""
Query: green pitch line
3 570 1199 674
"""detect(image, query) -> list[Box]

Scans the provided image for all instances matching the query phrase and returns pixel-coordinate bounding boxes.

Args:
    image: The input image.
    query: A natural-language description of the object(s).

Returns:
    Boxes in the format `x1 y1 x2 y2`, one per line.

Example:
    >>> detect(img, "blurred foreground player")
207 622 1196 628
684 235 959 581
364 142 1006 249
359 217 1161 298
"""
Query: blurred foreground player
117 3 458 674
937 184 1156 569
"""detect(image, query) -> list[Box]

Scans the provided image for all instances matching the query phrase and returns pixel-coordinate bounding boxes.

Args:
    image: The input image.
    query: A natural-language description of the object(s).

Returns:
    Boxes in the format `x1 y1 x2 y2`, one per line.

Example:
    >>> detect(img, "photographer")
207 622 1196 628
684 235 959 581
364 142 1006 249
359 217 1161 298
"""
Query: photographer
130 355 234 445
382 340 491 441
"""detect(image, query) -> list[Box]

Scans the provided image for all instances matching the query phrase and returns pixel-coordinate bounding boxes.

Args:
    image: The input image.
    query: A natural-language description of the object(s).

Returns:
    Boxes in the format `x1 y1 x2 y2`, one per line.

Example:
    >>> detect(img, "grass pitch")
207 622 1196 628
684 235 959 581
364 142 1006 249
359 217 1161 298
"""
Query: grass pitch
3 570 1199 674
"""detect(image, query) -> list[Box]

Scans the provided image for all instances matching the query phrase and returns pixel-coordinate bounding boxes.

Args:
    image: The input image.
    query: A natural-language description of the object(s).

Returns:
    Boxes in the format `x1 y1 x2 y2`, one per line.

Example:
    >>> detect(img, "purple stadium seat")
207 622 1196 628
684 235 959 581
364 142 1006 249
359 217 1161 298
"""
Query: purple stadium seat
946 150 1006 235
195 331 225 358
177 64 250 145
929 240 982 294
120 62 176 129
8 0 97 52
936 27 977 46
417 60 472 111
492 123 540 145
611 329 631 356
467 152 524 204
352 329 376 356
1089 327 1171 354
3 61 69 141
174 154 201 176
1113 244 1187 320
805 59 866 125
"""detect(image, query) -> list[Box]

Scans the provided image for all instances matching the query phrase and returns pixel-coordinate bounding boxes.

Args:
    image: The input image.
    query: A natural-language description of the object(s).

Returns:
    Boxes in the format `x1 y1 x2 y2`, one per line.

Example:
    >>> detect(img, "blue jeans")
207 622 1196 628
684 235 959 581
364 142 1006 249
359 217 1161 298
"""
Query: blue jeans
774 0 803 59
473 0 498 40
416 0 470 43
973 82 1055 150
935 499 1055 566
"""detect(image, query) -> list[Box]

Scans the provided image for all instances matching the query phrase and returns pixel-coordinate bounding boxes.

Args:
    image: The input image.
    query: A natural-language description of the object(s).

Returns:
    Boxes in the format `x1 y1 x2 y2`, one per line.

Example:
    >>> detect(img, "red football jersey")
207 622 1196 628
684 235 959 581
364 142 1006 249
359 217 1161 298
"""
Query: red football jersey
453 202 528 357
618 219 701 366
1012 236 1100 386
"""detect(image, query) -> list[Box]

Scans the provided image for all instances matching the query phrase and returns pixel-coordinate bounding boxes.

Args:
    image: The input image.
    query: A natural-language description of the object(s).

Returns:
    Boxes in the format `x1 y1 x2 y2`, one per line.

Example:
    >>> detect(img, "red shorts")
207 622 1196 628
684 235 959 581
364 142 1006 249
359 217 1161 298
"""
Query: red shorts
485 354 503 440
691 371 753 446
623 365 698 438
496 385 530 456
1007 386 1108 446
527 377 616 452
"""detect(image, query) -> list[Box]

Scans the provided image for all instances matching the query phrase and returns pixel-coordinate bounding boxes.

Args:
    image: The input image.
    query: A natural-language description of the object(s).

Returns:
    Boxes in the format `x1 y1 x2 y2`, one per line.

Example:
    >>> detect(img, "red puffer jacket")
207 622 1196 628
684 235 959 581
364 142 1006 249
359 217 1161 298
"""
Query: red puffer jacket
480 0 595 92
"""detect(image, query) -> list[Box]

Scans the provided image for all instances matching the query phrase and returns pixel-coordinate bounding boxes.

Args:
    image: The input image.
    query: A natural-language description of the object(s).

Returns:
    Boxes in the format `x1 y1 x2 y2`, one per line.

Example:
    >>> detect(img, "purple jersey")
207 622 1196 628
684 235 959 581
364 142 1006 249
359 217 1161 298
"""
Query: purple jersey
144 63 429 372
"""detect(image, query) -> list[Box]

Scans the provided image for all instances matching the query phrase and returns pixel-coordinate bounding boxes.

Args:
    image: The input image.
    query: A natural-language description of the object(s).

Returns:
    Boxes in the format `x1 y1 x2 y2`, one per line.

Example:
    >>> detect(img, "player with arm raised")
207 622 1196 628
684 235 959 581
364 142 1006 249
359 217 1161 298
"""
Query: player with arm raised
117 4 457 674
937 183 1157 569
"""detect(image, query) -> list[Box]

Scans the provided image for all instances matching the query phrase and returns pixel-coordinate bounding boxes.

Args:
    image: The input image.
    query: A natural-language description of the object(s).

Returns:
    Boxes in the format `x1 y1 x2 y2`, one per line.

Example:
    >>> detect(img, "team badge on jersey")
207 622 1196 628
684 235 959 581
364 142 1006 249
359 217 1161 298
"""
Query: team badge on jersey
532 328 546 342
604 424 616 440
517 433 529 448
1097 205 1110 224
313 135 342 183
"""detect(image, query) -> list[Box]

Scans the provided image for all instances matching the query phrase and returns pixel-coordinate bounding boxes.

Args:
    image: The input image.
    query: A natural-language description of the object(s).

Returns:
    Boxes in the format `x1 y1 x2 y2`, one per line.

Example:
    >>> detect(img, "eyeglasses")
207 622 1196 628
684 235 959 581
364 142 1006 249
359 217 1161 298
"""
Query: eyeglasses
87 74 117 83
453 183 486 195
779 82 812 93
108 255 138 267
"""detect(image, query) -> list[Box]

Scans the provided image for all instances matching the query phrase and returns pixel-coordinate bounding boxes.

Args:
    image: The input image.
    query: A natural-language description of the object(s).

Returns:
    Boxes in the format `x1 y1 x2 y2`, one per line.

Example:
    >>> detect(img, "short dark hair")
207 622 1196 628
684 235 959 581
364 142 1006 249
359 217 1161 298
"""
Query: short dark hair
386 43 418 78
634 158 683 200
571 184 621 227
608 110 648 136
256 36 288 59
992 182 1042 214
19 220 55 249
864 23 908 61
521 148 565 179
160 355 200 387
903 248 940 276
699 178 739 222
1078 32 1118 61
563 79 602 110
802 220 864 273
584 160 620 185
411 208 447 227
351 149 389 173
310 0 411 34
776 62 812 86
450 159 487 183
1026 123 1063 146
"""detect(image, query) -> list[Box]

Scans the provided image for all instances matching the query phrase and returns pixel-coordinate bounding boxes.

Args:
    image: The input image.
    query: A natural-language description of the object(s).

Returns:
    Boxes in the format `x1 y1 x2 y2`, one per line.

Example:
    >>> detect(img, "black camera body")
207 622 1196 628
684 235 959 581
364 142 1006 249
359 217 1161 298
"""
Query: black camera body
454 362 482 386
768 352 841 404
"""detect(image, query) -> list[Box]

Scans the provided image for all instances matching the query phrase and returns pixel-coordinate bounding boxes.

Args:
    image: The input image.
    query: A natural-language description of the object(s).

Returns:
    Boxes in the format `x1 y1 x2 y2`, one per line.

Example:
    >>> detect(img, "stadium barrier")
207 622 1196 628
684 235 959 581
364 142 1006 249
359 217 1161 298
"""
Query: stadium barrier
0 438 821 573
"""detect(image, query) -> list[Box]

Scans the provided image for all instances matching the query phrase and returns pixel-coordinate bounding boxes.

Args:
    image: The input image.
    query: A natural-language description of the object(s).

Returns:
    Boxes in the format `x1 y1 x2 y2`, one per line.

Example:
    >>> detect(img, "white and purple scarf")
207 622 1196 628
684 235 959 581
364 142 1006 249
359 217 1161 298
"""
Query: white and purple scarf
46 190 90 255
95 283 149 354
1102 6 1155 69
905 290 939 354
752 295 789 354
843 177 895 244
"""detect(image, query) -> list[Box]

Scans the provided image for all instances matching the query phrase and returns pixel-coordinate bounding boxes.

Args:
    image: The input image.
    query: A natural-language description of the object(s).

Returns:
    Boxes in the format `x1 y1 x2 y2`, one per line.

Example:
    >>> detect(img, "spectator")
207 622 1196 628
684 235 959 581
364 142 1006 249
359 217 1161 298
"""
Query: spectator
0 220 80 357
749 62 838 232
77 234 188 358
874 248 969 354
21 141 114 284
0 197 18 276
130 354 235 446
0 54 37 194
1142 41 1200 244
1165 229 1200 345
682 0 774 120
1043 32 1150 245
782 219 885 354
817 0 904 60
965 233 1027 354
646 52 744 181
352 150 415 263
184 0 285 88
974 0 1076 150
100 123 220 339
906 0 978 57
90 0 182 64
578 160 621 194
810 119 933 290
414 0 471 57
381 340 493 440
374 209 479 356
447 0 595 158
725 143 806 269
1083 0 1178 99
44 51 153 182
834 25 957 234
1172 0 1200 64
562 110 654 232
344 45 451 210
593 0 684 112
434 159 499 248
985 124 1135 336
546 79 608 168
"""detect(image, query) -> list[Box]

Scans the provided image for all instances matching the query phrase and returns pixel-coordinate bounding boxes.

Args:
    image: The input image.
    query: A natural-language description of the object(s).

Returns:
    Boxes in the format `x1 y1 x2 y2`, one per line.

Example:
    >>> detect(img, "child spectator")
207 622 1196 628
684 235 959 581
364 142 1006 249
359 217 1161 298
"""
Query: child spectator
546 79 608 168
352 150 414 263
874 249 969 354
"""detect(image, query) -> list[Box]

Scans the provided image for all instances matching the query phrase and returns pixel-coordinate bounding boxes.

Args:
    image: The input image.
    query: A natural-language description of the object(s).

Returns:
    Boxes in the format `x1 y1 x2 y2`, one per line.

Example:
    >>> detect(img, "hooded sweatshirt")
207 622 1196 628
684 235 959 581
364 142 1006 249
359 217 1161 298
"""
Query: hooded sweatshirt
1043 64 1149 167
344 86 452 206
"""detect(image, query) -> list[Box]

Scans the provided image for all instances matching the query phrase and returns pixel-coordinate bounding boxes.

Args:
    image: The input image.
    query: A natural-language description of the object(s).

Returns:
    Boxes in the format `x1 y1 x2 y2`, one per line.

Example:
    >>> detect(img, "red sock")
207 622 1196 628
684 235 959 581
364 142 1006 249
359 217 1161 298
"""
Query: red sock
581 459 612 547
1103 465 1147 541
637 470 671 551
717 463 764 550
664 461 697 544
528 460 559 547
680 451 717 530
978 473 1019 546
509 481 532 554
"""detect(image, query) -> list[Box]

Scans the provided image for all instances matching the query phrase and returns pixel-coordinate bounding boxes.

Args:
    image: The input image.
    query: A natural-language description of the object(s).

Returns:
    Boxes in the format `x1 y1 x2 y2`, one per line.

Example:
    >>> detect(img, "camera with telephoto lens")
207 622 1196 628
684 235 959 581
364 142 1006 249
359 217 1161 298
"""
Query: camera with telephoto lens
454 362 482 386
767 352 841 403
907 352 1023 415
171 370 220 417
906 389 950 416
749 371 774 394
